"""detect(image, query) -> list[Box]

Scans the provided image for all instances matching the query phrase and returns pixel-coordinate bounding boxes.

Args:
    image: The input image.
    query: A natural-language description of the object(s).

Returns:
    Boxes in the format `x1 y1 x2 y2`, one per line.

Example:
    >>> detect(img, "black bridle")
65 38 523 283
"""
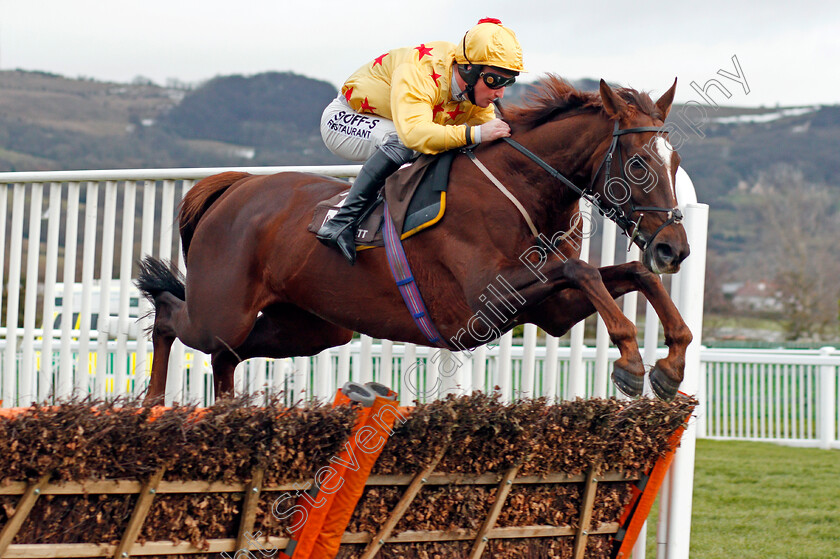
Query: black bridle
501 120 683 253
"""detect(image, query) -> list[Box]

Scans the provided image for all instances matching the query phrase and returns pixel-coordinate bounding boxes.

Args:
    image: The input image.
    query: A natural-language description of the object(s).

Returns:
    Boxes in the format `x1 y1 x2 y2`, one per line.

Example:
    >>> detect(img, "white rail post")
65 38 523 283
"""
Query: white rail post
96 182 117 401
293 357 308 405
116 181 138 400
663 201 709 559
497 331 513 402
337 341 351 390
359 335 373 385
3 183 26 406
20 183 44 404
400 343 417 406
57 182 80 400
136 180 157 398
165 181 187 405
456 350 472 396
593 219 616 398
471 344 487 394
642 301 660 398
39 182 62 402
434 347 468 398
0 185 7 397
77 181 100 398
268 358 284 402
379 339 393 388
520 323 537 399
315 348 333 402
696 351 708 439
543 334 559 401
567 202 592 399
819 346 837 450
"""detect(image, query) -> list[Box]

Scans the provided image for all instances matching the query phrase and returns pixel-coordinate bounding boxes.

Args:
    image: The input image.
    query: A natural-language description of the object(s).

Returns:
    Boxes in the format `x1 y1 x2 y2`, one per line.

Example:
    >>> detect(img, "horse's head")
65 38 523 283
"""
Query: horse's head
593 79 689 274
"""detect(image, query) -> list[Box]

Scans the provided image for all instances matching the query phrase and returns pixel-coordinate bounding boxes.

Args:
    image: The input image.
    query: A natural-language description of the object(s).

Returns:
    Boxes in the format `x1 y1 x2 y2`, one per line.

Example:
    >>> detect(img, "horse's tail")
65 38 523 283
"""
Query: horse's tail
136 256 186 302
179 171 251 258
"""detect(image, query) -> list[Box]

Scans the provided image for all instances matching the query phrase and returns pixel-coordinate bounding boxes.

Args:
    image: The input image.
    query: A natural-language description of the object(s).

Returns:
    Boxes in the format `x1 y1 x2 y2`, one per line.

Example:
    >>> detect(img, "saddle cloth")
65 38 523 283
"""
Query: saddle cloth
307 150 455 248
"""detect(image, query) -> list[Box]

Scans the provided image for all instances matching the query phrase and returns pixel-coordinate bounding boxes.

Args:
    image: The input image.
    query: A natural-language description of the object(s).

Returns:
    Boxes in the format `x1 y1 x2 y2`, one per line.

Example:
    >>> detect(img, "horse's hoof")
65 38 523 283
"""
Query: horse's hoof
611 366 644 398
649 366 681 402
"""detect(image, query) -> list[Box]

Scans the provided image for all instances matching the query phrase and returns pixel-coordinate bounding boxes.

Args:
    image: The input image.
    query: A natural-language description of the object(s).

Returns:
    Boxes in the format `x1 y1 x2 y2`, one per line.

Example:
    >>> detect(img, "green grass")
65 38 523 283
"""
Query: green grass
645 440 840 558
703 313 787 333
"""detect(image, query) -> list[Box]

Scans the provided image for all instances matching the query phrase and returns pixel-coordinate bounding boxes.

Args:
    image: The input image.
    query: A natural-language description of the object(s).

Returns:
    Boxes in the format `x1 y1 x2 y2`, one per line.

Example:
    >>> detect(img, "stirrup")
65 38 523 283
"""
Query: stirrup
317 222 357 265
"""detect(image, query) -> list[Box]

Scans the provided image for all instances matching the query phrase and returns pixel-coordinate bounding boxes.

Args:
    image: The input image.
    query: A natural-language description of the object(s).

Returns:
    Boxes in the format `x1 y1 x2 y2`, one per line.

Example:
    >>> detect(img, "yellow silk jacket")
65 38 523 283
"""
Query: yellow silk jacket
341 41 497 155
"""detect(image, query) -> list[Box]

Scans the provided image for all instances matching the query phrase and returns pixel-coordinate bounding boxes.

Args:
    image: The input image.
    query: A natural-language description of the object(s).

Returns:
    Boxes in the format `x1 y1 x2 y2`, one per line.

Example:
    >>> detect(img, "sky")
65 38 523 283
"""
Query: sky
1 0 838 108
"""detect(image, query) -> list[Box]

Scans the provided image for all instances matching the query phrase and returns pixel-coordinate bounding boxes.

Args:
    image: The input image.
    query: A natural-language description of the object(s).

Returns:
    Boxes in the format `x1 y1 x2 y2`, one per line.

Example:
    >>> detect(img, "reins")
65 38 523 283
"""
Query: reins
464 119 683 253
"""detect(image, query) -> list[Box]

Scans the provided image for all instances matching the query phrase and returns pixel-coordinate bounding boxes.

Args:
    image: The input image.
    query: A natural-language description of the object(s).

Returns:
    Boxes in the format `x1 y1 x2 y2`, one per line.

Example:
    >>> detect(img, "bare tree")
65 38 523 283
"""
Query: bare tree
753 165 840 340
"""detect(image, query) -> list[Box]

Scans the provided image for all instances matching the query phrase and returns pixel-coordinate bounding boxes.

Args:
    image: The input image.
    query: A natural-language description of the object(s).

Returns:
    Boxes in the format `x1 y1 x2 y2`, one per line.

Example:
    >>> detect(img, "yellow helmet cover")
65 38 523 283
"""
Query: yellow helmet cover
455 18 525 73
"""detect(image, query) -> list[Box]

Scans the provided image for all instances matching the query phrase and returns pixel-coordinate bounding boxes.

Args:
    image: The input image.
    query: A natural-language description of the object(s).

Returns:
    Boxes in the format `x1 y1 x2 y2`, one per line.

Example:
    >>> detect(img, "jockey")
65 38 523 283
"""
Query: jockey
317 18 525 264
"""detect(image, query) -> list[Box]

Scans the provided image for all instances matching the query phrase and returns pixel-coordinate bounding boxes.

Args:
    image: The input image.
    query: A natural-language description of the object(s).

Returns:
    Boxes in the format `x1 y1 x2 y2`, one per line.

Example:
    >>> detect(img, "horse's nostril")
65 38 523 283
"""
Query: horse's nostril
656 243 675 265
653 242 690 268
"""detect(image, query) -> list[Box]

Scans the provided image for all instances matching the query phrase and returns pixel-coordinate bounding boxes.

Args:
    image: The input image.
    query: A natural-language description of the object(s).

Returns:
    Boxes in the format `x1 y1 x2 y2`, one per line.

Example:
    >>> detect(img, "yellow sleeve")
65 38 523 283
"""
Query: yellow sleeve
390 63 466 155
469 105 498 126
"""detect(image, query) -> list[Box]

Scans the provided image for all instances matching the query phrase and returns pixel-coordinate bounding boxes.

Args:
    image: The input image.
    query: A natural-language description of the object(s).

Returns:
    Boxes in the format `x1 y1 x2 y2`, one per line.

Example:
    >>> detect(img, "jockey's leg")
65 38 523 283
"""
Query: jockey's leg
317 134 415 264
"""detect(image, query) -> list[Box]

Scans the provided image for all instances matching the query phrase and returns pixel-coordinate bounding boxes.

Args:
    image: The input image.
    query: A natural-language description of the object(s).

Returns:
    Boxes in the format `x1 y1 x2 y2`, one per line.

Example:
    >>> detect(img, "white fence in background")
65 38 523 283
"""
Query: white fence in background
697 347 839 450
0 165 706 408
0 164 707 559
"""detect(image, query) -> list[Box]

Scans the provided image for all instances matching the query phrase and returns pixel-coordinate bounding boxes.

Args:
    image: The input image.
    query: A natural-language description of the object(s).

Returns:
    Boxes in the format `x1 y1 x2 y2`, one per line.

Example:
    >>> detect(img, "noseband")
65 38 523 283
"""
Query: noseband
502 120 682 253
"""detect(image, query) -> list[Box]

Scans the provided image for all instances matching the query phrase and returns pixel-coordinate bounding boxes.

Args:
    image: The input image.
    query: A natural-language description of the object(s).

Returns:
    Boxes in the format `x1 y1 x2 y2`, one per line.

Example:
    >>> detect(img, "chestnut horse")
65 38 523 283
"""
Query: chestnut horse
137 78 692 403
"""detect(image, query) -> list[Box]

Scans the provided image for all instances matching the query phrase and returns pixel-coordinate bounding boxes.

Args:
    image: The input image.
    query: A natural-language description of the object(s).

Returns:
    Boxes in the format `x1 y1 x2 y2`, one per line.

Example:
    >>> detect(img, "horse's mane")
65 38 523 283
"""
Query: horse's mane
505 74 660 132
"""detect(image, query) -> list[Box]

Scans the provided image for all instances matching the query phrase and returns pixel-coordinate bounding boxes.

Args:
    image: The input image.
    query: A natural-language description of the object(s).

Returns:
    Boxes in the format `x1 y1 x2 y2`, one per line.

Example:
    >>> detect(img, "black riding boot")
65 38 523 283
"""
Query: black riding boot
316 149 402 264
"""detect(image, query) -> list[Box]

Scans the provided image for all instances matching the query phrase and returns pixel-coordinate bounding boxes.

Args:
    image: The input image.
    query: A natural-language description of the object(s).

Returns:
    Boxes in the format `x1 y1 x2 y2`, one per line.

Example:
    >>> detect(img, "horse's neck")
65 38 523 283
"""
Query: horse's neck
524 114 608 183
504 114 610 229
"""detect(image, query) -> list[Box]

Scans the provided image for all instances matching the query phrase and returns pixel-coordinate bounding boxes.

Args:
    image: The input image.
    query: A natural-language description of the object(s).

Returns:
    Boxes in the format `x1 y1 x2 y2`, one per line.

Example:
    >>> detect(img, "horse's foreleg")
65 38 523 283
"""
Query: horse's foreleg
609 262 692 401
481 258 645 396
521 261 691 401
554 259 646 396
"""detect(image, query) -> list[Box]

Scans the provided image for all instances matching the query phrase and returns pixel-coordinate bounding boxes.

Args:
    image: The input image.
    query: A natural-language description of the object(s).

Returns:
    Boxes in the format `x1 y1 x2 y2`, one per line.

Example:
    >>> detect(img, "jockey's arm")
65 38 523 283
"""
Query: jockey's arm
390 64 496 155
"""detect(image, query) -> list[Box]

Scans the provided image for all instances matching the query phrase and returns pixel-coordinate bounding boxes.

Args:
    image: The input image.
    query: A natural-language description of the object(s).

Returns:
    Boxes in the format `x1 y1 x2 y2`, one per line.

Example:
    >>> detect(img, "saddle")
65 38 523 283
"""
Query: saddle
307 150 456 248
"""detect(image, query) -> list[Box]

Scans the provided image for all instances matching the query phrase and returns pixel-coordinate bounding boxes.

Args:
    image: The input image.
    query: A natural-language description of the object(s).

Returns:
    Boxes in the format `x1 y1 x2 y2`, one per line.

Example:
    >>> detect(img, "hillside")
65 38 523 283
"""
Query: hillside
0 70 345 171
1 69 839 340
3 69 835 191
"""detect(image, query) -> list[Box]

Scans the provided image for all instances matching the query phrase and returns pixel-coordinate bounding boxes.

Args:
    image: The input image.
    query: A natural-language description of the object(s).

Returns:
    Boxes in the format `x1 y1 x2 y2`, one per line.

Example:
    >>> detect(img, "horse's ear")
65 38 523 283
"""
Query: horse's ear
655 78 678 120
599 79 628 119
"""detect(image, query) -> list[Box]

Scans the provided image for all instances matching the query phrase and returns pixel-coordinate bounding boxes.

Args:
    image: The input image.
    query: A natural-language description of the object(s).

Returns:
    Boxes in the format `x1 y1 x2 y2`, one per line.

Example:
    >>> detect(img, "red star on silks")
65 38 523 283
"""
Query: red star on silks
415 43 433 60
344 87 353 102
430 70 442 86
432 103 444 118
373 53 388 66
359 97 376 113
446 105 465 121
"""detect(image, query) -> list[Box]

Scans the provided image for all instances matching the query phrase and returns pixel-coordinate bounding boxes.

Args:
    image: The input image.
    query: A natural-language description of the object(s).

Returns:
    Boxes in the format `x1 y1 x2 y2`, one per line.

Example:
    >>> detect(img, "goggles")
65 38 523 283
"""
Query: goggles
480 71 516 89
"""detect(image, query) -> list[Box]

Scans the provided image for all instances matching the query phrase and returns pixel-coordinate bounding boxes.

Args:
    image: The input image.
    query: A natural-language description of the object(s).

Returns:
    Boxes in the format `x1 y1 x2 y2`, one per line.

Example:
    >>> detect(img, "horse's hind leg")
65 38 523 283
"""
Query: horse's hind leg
136 258 187 404
146 298 178 403
211 351 236 398
209 304 353 399
137 254 273 402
